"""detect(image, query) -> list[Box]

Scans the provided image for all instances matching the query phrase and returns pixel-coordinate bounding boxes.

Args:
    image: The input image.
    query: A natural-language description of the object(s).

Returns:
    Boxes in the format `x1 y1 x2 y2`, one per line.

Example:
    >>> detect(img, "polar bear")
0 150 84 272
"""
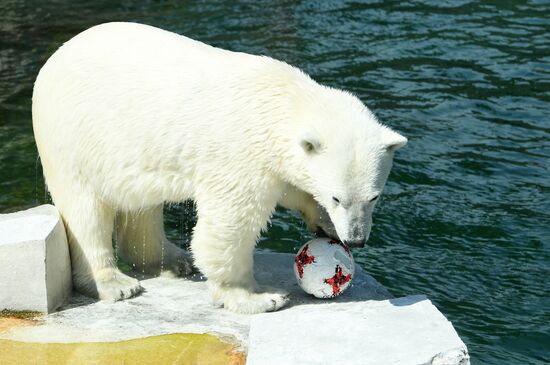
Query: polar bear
32 22 406 314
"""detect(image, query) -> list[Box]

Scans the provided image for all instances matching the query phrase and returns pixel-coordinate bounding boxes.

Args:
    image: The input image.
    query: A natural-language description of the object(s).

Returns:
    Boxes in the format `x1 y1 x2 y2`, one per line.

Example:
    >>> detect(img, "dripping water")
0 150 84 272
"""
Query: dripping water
181 201 186 247
113 214 118 265
141 216 146 274
160 208 165 273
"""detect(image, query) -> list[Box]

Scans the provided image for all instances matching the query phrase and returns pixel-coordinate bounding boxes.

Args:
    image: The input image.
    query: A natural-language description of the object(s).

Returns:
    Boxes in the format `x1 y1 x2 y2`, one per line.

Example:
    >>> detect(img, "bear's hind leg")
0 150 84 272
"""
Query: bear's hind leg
49 183 142 301
191 202 290 314
116 205 193 277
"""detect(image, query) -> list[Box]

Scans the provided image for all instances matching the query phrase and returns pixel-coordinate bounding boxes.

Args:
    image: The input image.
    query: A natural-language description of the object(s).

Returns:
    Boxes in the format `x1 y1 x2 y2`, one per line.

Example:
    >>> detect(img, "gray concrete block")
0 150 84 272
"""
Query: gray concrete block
0 204 72 313
247 295 470 365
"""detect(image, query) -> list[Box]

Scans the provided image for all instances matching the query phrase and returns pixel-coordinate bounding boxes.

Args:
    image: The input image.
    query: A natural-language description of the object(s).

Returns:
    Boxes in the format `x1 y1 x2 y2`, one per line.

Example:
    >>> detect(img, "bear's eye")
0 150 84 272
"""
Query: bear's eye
332 197 340 204
370 195 379 202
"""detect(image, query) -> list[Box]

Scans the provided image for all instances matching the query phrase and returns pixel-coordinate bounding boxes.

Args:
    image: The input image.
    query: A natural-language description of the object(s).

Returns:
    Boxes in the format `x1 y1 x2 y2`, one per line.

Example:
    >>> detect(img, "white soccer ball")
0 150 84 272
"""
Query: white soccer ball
294 238 355 298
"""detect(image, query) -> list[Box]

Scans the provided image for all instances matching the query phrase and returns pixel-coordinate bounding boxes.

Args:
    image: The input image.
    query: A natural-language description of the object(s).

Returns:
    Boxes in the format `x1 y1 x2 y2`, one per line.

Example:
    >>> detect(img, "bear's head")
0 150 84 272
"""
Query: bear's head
288 87 407 247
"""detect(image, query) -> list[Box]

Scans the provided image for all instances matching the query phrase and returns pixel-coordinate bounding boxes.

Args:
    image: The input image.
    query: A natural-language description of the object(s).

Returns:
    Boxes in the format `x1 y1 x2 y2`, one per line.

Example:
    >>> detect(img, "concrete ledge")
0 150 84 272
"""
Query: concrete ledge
0 205 469 364
0 205 72 313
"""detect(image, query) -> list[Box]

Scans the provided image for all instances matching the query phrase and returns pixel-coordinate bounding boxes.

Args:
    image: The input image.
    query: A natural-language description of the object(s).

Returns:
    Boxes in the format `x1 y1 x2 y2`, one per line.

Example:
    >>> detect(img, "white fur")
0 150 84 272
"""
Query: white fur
32 22 406 313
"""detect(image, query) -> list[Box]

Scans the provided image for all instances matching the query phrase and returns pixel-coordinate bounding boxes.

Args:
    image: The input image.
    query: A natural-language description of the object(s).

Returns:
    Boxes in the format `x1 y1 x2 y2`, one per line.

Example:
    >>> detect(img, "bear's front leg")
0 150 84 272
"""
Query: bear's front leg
191 202 289 314
51 183 143 301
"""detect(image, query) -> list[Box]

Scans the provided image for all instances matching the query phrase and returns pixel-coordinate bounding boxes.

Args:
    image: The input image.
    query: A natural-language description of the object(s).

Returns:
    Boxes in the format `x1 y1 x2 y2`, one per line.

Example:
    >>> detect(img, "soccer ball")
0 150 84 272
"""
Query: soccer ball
294 238 355 298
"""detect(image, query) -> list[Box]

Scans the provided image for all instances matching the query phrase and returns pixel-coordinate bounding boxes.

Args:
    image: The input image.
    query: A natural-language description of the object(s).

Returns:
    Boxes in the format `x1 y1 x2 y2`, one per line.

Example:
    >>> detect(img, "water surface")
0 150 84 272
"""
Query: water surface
1 1 548 364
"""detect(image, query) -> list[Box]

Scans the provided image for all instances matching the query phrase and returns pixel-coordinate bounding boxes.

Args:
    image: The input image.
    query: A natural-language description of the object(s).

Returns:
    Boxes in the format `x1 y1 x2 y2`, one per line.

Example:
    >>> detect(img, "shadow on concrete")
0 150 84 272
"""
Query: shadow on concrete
58 251 395 313
253 252 394 310
388 295 427 307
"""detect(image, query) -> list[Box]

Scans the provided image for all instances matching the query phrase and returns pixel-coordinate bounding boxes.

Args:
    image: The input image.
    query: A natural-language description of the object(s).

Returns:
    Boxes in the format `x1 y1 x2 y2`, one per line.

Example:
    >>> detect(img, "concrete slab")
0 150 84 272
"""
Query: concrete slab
0 204 469 364
0 205 72 313
0 252 391 347
247 295 469 365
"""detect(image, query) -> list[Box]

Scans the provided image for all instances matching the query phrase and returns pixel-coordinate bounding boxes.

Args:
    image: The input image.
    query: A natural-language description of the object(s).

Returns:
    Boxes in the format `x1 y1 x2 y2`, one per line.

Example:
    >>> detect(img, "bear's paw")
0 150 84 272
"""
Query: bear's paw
94 268 144 301
212 284 290 314
161 243 196 278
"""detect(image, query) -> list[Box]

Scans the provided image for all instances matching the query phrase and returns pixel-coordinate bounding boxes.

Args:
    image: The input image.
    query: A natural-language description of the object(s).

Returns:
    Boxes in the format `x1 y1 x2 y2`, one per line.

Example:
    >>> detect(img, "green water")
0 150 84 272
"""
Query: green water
0 1 548 363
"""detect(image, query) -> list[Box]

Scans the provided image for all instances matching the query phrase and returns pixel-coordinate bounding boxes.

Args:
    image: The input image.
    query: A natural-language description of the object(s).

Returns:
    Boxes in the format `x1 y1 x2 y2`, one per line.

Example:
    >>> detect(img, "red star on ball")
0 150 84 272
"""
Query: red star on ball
295 244 315 279
324 265 352 296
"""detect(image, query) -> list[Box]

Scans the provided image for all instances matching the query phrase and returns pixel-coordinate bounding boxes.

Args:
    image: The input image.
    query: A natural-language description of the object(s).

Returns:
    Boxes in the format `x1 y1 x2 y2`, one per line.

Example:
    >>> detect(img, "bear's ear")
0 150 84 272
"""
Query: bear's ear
300 133 321 154
384 131 407 152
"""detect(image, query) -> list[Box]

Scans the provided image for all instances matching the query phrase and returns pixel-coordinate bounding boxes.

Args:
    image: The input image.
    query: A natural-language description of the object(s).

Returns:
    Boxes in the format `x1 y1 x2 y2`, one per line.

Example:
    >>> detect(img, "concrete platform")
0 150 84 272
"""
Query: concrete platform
247 295 469 365
0 205 469 364
0 252 391 346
